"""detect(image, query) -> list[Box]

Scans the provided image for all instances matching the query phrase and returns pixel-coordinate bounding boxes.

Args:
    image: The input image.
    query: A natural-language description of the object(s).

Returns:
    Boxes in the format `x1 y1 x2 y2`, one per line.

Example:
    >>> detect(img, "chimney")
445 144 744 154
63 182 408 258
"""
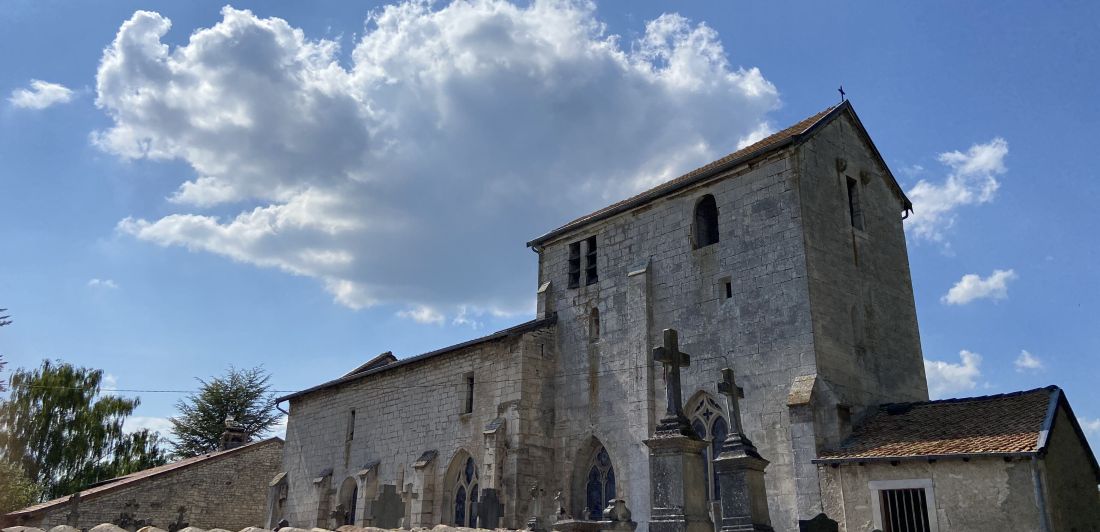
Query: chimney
219 415 249 451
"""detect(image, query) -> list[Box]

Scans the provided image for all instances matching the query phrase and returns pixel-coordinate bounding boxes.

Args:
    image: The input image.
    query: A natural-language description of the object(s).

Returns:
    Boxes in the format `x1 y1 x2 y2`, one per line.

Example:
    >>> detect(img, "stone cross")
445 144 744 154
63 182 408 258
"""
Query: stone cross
653 328 690 425
716 368 745 436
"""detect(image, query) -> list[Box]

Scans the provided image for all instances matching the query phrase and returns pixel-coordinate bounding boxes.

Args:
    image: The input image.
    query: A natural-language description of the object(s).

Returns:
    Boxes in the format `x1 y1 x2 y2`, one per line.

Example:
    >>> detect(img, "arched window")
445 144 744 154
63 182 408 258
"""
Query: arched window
693 194 720 249
689 394 727 501
453 457 479 527
590 307 600 342
585 446 616 519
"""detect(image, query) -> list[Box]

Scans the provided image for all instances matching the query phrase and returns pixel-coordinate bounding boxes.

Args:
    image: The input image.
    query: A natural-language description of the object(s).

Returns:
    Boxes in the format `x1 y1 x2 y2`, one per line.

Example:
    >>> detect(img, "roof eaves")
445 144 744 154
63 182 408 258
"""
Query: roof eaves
525 105 845 248
1039 386 1100 481
814 451 1037 465
276 314 557 403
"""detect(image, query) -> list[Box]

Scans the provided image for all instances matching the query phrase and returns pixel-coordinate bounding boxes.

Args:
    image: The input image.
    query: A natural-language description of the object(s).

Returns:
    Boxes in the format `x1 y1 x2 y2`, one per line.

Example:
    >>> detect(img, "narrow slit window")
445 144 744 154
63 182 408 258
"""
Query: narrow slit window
589 307 600 341
847 177 865 230
693 194 720 248
346 409 356 441
463 374 475 414
725 282 733 299
567 241 581 288
584 236 598 285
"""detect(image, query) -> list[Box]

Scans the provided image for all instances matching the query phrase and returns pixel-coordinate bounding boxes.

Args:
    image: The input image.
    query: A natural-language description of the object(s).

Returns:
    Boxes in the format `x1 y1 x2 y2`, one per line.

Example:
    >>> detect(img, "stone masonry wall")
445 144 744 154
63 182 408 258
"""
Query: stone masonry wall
535 150 817 530
819 458 1041 532
280 327 555 530
32 439 283 531
1039 407 1100 531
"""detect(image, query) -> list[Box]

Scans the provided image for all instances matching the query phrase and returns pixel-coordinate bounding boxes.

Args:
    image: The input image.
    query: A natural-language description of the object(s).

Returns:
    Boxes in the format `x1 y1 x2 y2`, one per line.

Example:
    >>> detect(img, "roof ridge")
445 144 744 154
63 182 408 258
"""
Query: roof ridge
878 386 1058 410
526 103 845 247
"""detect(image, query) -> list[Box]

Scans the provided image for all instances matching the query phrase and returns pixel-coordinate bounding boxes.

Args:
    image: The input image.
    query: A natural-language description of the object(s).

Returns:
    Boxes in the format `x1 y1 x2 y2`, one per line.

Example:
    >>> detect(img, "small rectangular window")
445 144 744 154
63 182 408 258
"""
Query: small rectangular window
567 241 581 288
725 282 733 299
464 374 475 414
584 235 598 285
879 488 930 532
847 177 864 230
346 409 356 441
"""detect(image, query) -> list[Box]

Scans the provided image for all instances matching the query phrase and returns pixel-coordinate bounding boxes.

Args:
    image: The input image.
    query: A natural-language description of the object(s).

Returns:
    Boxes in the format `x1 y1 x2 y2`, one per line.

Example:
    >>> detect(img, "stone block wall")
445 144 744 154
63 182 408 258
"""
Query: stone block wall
280 326 556 530
26 439 283 531
535 150 818 530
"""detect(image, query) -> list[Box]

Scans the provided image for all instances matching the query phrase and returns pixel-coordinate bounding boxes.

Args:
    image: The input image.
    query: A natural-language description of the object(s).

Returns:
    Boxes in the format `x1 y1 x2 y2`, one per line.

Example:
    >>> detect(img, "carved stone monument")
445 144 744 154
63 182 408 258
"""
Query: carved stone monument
713 368 773 532
371 484 405 529
643 329 713 532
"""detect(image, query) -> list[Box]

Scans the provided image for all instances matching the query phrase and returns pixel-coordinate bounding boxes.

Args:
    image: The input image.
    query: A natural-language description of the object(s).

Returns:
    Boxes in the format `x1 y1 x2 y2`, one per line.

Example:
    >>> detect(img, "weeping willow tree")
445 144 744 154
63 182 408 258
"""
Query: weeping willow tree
0 360 168 500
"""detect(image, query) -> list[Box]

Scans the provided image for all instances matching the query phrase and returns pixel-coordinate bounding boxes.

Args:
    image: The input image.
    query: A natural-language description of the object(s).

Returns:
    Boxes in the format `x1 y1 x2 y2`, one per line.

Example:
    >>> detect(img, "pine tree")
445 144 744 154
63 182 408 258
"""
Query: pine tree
169 366 280 458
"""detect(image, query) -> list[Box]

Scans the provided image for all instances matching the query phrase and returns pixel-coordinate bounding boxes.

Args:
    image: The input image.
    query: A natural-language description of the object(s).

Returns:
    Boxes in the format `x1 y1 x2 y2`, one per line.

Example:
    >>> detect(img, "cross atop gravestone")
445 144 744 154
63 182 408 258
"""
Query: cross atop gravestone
653 329 692 434
716 368 745 436
715 367 761 458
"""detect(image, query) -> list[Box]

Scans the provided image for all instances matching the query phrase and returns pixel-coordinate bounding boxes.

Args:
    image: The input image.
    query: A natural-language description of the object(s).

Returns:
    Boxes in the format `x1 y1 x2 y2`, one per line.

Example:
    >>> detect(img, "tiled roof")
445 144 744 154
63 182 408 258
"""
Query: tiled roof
527 103 860 247
4 438 283 519
817 388 1057 462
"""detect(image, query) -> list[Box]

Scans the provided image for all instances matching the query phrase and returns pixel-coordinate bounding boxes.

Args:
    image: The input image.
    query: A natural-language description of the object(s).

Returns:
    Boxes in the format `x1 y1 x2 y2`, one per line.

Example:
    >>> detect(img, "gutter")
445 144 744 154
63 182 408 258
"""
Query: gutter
813 451 1036 465
1031 456 1052 532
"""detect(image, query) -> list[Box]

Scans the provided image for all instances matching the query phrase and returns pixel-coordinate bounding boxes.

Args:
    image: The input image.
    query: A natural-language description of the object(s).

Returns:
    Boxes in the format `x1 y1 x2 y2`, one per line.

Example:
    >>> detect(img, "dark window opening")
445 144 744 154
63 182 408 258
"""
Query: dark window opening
724 282 733 299
693 194 720 249
584 236 598 285
464 374 474 414
346 409 356 441
585 446 616 520
567 241 581 288
590 307 600 341
879 488 930 532
847 177 864 230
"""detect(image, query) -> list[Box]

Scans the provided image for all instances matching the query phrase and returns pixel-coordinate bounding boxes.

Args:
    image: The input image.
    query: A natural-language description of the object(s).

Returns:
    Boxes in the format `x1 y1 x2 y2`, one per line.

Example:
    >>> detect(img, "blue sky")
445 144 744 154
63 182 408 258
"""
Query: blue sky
1 1 1098 448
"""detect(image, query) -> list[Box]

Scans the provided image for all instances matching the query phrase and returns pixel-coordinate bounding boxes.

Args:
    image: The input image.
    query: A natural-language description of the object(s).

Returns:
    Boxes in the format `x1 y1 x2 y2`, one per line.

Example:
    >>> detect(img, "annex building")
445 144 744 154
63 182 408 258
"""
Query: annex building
270 102 1100 532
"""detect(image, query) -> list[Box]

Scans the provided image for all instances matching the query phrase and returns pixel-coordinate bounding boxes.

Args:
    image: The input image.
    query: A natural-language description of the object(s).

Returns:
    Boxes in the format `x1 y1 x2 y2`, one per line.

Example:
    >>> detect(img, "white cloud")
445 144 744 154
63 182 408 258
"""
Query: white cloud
123 415 173 437
272 415 288 439
941 269 1016 305
924 350 982 399
102 373 119 391
397 305 445 325
9 79 75 109
1014 350 1044 372
1082 417 1100 436
88 278 120 289
906 138 1008 243
96 2 779 319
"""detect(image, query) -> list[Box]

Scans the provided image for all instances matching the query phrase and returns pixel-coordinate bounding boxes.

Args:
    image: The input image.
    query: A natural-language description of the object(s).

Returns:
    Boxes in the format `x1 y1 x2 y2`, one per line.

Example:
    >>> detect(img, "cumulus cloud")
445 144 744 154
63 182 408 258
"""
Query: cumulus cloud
102 373 119 391
96 2 779 319
397 305 445 325
1014 350 1043 372
907 138 1008 243
9 79 75 109
88 278 120 289
1082 417 1100 436
924 350 982 399
941 269 1016 305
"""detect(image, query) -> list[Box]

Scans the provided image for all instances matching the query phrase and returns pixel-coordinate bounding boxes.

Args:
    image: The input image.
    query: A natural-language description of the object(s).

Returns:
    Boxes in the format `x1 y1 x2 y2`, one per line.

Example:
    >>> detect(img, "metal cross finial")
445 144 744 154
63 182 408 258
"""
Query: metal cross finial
838 85 846 102
653 328 691 422
717 368 745 436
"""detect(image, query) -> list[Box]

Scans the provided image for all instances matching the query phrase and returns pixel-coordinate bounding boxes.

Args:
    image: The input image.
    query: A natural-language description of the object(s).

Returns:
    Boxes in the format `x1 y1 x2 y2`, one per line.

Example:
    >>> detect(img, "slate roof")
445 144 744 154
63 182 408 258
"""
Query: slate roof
527 100 912 247
276 314 557 403
3 438 283 521
817 386 1099 476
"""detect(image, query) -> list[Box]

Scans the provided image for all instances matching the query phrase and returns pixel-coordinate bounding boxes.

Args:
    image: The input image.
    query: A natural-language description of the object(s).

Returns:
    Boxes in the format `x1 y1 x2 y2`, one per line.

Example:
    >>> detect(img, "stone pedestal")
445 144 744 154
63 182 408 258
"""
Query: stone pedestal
713 436 772 532
643 433 713 532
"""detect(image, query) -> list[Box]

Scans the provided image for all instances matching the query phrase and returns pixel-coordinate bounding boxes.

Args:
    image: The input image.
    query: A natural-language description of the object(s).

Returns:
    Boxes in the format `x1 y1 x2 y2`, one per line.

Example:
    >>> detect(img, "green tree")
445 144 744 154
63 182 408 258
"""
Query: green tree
169 366 280 458
0 360 169 499
0 459 38 514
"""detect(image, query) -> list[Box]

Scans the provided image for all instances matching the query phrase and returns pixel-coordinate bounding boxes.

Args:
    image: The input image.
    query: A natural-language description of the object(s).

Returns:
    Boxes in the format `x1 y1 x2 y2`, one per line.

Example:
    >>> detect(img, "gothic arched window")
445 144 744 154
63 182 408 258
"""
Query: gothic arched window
453 457 479 527
693 194 720 249
585 446 616 519
689 395 728 501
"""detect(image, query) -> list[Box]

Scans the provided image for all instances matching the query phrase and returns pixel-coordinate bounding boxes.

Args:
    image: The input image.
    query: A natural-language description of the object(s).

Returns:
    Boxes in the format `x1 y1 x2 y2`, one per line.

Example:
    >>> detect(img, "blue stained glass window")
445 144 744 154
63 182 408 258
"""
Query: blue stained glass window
470 484 479 527
585 446 617 520
586 466 602 520
455 486 467 527
606 468 616 501
465 457 475 484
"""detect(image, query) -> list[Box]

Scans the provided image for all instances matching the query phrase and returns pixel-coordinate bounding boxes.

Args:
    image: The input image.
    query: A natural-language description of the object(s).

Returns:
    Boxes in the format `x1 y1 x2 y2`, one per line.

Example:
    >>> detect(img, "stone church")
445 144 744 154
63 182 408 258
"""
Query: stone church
271 102 1100 532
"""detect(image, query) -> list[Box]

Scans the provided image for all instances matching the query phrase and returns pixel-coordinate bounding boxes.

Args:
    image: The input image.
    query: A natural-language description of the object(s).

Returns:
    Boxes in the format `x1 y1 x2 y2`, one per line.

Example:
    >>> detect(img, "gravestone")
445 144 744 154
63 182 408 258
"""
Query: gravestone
478 488 504 529
643 329 713 532
372 484 405 529
713 368 772 532
797 514 838 532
